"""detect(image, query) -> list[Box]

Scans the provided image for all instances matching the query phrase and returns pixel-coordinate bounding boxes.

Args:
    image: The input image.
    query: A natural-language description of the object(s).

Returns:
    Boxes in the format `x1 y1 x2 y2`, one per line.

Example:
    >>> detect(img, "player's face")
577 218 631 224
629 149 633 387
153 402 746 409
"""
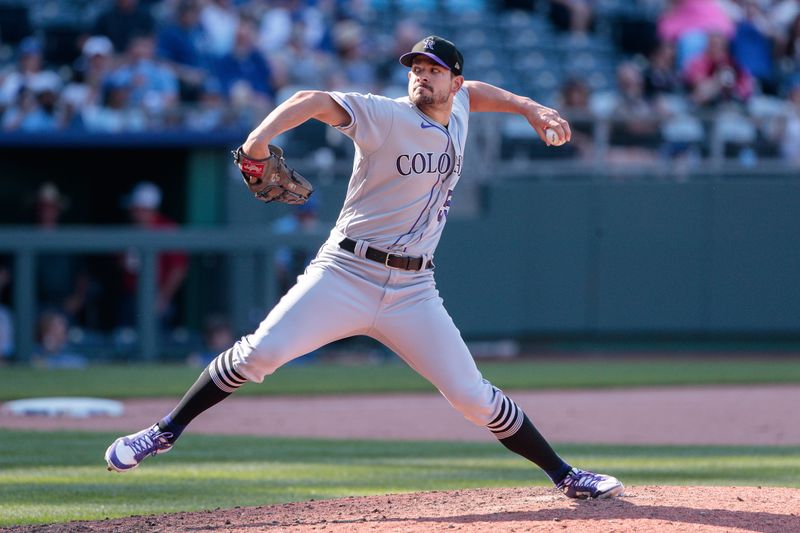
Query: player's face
408 57 459 107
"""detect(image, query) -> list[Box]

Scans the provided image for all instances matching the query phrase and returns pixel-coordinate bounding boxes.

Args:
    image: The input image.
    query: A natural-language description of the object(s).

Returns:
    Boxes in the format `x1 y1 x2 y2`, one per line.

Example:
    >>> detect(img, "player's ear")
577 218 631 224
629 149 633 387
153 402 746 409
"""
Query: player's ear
451 75 464 95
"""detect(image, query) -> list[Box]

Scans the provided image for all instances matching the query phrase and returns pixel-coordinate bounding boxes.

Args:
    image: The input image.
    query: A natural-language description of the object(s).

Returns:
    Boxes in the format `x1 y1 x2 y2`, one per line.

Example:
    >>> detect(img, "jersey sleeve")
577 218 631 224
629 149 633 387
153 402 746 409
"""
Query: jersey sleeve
328 91 394 154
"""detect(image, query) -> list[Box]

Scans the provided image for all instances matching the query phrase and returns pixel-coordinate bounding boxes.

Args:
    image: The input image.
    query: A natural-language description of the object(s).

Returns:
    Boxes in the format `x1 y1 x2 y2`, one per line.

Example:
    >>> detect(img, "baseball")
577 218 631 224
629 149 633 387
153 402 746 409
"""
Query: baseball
546 128 566 146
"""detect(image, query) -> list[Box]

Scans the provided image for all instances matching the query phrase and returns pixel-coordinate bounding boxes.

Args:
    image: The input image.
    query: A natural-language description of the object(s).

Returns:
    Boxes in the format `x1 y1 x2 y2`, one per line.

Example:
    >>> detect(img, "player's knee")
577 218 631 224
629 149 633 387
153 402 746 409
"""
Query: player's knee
443 381 497 427
233 336 293 381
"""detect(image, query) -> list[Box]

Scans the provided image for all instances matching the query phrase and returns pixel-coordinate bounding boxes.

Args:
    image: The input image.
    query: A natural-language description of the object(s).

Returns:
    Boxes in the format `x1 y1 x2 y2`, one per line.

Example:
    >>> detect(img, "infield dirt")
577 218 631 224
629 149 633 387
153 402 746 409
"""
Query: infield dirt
2 385 799 445
6 486 800 532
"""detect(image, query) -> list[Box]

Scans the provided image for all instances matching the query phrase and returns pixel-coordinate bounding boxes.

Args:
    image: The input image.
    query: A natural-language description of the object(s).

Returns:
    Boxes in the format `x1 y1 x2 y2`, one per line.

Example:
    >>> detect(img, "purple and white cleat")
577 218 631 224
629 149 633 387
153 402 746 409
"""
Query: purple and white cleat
557 467 625 499
105 424 173 472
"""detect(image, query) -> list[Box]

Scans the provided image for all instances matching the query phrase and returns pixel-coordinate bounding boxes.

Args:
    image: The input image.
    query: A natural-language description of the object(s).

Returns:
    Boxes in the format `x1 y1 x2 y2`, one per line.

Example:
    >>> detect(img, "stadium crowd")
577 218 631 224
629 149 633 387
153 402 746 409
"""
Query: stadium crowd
0 0 470 134
0 0 797 163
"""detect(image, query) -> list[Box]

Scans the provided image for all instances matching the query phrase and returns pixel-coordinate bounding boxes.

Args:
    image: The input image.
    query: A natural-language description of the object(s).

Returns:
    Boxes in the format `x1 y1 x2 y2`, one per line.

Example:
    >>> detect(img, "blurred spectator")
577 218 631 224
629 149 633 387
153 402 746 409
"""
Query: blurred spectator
60 36 117 129
272 198 321 296
106 34 179 118
0 37 46 110
118 182 189 328
214 17 275 121
32 310 87 369
557 77 594 159
638 39 705 163
258 0 328 55
658 0 735 70
643 40 683 99
0 262 13 362
157 0 210 103
730 0 780 95
33 182 67 229
93 0 156 54
375 19 423 89
332 19 376 89
592 62 662 163
184 78 230 131
82 77 147 132
0 37 67 132
684 32 754 107
257 0 294 53
272 23 334 89
1 71 63 132
186 313 235 367
548 0 594 37
200 0 240 57
33 183 93 325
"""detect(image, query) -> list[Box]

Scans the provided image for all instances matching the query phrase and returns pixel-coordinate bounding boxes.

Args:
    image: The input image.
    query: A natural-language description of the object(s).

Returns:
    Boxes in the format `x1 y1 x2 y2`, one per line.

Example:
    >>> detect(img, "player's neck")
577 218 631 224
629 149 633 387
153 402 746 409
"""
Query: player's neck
416 102 453 127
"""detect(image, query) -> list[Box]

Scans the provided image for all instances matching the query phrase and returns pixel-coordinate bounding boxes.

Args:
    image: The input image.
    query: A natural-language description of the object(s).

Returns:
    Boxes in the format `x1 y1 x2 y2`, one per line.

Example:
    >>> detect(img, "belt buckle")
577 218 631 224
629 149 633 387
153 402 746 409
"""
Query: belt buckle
384 251 403 269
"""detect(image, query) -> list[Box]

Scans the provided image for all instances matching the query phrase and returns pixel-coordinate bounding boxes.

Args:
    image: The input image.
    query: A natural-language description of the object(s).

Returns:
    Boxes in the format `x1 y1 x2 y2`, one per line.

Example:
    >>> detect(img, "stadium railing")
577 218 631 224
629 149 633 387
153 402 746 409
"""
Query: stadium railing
0 226 329 362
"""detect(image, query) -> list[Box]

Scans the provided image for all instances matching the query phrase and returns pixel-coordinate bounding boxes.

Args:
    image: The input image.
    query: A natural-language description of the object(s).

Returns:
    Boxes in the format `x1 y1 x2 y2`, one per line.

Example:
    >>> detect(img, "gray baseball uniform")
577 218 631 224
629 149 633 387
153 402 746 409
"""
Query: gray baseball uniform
212 87 520 436
105 36 624 501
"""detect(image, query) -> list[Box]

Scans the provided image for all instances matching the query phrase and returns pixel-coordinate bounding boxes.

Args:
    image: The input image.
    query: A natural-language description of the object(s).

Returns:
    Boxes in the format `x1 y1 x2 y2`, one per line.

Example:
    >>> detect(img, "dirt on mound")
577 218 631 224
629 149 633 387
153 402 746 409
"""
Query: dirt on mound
9 486 800 533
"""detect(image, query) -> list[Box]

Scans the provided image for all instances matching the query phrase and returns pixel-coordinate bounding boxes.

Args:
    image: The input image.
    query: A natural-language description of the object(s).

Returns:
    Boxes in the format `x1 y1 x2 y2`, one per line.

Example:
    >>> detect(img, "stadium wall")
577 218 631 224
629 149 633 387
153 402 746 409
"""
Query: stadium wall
307 178 800 339
1 144 799 354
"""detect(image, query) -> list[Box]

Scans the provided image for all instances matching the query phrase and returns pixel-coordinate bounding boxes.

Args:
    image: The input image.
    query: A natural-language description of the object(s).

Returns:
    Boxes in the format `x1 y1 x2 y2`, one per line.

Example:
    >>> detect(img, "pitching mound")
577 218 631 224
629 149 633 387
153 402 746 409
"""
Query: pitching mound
10 486 800 532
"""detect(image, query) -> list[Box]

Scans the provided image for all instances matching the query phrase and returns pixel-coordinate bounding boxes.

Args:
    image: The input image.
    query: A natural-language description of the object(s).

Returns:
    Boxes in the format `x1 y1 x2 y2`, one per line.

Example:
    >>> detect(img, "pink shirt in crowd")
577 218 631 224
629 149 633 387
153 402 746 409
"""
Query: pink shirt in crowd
658 0 735 41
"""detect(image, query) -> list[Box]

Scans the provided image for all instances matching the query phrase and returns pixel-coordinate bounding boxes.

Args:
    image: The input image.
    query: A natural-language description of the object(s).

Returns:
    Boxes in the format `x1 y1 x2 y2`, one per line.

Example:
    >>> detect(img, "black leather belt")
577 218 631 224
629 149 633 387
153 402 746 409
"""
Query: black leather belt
339 238 433 271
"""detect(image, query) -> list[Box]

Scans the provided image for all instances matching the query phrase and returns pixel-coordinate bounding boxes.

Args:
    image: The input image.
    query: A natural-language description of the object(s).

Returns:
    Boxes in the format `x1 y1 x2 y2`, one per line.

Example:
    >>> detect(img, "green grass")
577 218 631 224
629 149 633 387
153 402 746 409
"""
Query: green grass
1 429 799 526
2 357 800 400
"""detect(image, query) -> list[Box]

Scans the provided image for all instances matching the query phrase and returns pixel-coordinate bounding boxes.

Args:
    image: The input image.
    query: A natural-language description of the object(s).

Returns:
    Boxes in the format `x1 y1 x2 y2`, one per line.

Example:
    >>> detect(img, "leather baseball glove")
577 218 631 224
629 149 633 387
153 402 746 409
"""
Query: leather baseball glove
232 144 314 205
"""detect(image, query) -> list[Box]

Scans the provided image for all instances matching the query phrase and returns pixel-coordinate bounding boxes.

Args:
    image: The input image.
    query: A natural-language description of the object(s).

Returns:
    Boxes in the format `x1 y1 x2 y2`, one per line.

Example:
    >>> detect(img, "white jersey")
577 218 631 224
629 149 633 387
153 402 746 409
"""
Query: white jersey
328 87 470 257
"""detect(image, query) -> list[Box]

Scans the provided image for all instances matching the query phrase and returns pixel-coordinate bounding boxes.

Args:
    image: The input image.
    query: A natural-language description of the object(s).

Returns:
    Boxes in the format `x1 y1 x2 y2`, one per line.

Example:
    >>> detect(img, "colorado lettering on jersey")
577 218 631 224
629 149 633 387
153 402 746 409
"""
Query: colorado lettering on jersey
396 152 455 177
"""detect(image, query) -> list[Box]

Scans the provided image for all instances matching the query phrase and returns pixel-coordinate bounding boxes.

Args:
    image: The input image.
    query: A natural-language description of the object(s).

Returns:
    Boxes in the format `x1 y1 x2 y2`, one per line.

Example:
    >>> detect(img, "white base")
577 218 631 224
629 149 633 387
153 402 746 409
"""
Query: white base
2 397 124 418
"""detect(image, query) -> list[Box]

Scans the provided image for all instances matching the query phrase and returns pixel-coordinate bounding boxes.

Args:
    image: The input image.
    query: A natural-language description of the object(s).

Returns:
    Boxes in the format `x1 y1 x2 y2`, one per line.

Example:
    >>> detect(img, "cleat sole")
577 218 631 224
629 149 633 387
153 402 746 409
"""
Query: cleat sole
595 484 625 499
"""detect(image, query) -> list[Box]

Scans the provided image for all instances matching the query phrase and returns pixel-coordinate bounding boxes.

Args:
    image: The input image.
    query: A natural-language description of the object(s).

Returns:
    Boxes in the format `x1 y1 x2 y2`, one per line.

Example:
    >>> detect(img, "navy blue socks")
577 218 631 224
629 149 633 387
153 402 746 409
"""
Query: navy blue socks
497 412 572 484
158 367 233 443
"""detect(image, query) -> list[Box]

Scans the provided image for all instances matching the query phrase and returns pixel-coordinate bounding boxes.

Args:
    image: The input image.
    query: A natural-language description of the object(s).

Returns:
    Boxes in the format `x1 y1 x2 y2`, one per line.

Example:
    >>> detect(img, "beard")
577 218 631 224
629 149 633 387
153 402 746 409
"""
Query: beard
409 83 449 106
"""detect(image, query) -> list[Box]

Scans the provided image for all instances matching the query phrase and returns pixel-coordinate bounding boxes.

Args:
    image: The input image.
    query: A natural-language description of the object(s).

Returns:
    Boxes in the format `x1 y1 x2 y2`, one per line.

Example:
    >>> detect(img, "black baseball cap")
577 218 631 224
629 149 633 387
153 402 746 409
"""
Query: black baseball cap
399 36 463 76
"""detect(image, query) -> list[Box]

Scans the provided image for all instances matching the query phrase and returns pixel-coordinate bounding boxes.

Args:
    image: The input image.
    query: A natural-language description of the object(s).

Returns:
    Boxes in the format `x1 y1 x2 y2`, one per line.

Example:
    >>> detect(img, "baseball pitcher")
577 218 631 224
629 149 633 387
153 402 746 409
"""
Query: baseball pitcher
105 35 623 500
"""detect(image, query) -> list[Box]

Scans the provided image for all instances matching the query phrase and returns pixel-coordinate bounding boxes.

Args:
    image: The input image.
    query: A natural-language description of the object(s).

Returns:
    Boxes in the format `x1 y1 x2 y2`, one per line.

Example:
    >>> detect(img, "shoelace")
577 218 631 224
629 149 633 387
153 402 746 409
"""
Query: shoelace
128 428 173 457
574 473 602 490
559 469 601 490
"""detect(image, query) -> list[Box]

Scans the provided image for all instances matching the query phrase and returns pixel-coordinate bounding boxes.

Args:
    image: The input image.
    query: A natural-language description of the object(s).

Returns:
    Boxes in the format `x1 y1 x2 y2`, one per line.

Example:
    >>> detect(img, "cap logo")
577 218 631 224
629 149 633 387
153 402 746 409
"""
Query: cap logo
422 37 436 51
454 62 460 70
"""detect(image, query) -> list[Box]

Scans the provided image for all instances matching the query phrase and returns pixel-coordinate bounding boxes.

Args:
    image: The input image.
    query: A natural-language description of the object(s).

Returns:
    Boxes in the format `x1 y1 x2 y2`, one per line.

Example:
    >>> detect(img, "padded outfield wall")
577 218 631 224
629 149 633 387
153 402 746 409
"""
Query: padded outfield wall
436 178 800 338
